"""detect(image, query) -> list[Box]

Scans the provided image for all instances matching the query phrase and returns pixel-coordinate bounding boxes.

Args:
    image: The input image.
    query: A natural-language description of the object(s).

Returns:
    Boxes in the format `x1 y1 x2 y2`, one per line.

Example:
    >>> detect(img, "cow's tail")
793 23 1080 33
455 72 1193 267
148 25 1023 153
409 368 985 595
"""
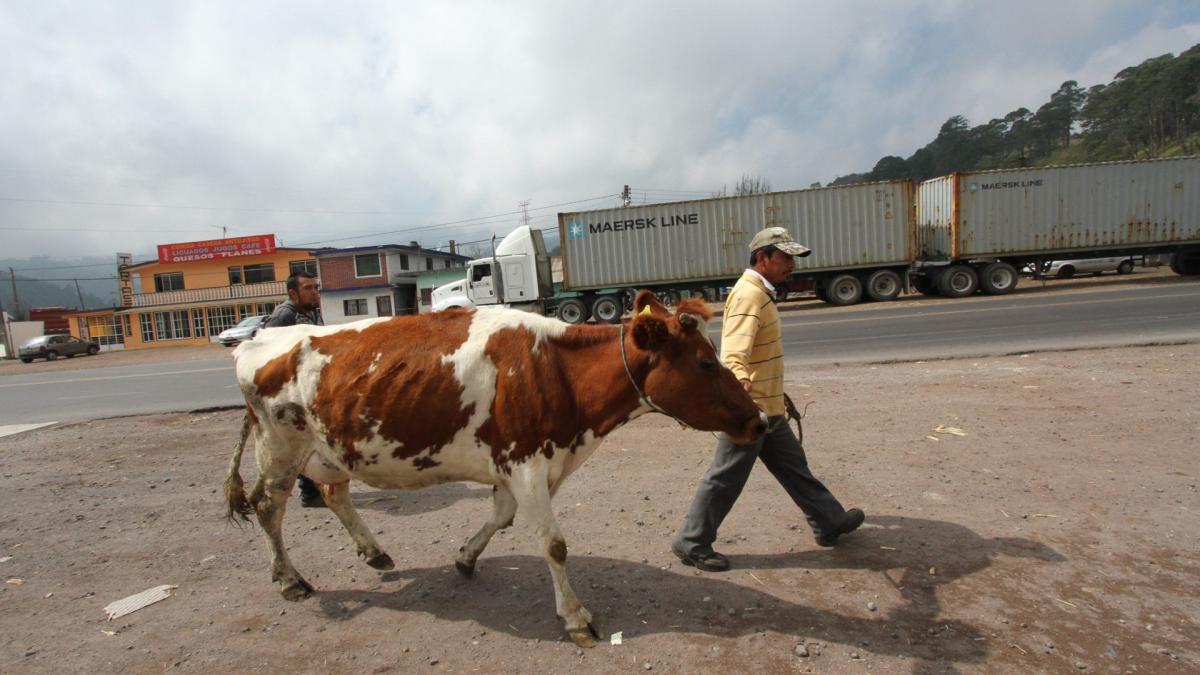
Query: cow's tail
224 410 256 524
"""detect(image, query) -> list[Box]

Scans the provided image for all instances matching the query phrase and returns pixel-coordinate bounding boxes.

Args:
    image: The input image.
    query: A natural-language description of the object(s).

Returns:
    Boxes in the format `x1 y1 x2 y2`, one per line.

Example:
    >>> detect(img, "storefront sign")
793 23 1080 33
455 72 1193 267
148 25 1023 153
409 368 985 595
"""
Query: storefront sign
157 234 276 264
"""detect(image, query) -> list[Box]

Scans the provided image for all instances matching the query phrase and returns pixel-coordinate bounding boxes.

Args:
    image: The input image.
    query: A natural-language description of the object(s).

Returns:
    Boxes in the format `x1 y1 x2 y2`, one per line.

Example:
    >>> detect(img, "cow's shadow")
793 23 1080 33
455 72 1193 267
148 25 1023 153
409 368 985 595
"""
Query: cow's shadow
314 516 1062 669
347 483 490 515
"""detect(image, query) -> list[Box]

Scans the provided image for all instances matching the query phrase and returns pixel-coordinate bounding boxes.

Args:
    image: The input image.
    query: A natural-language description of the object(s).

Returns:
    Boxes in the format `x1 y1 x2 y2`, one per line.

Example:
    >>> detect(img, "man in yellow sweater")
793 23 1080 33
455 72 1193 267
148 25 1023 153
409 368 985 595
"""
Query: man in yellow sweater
672 227 864 571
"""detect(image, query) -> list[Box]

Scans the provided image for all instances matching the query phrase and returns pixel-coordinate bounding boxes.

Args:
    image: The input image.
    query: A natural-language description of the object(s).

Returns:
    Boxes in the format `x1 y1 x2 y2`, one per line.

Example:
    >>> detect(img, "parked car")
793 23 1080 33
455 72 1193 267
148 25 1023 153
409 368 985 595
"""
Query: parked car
19 335 99 362
1030 257 1137 279
217 315 268 347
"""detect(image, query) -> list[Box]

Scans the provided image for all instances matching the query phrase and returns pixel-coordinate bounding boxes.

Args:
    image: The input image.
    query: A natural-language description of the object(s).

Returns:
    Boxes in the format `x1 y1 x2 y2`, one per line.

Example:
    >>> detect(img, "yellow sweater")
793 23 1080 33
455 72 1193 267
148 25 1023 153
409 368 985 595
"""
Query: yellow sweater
721 270 785 416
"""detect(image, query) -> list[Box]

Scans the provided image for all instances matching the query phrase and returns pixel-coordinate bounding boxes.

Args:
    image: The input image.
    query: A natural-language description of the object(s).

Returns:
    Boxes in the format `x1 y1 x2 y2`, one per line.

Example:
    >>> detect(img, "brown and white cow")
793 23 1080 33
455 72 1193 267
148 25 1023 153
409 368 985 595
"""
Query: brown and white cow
224 290 764 646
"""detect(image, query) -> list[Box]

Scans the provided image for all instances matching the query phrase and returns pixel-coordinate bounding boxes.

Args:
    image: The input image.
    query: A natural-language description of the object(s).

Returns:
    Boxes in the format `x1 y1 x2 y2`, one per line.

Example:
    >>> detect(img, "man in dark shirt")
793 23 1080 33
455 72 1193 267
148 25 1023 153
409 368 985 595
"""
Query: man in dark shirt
260 271 325 507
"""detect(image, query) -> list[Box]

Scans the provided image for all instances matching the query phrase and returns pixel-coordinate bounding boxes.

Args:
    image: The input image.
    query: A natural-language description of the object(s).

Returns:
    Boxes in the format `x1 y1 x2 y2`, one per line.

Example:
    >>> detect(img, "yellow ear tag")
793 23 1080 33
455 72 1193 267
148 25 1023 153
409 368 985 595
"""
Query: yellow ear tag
639 305 653 317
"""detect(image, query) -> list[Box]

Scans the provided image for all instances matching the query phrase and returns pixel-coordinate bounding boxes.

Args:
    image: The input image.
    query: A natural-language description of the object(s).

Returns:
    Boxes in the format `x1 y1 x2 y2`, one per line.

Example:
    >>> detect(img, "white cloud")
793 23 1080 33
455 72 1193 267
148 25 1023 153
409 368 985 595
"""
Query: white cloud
0 0 1197 259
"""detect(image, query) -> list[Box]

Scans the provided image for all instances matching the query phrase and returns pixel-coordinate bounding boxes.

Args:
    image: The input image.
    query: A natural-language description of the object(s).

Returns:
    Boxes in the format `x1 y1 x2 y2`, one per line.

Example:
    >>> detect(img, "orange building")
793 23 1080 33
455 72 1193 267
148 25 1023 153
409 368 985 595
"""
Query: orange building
69 234 317 350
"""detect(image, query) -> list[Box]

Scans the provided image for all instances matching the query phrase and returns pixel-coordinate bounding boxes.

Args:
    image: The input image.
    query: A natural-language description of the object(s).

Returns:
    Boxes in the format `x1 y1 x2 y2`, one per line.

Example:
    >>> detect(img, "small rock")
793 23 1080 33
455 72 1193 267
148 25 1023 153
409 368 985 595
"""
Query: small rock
794 644 809 657
867 602 877 612
928 567 937 576
1074 661 1088 671
643 663 653 671
429 659 439 666
703 596 712 603
727 608 736 616
850 650 860 659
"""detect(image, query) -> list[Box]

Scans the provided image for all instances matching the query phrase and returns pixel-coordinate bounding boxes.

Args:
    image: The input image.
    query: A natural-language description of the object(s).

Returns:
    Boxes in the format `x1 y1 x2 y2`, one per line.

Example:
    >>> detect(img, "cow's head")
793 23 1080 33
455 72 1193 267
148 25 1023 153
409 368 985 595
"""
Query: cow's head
628 290 766 444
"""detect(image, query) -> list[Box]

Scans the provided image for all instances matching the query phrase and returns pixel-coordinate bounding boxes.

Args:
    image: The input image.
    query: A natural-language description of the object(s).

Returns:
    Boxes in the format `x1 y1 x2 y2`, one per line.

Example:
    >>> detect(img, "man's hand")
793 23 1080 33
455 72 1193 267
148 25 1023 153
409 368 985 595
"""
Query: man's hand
740 378 753 393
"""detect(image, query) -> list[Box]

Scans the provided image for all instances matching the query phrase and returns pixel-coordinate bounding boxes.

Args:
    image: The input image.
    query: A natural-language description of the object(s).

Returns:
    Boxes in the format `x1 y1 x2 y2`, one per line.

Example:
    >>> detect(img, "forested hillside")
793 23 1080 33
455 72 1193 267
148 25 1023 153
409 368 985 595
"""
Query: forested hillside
832 44 1200 185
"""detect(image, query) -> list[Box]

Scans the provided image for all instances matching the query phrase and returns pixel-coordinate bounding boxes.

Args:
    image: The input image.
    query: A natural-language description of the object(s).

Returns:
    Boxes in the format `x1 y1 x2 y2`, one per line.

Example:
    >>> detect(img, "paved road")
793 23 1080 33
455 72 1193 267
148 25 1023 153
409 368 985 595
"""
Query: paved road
2 280 1198 427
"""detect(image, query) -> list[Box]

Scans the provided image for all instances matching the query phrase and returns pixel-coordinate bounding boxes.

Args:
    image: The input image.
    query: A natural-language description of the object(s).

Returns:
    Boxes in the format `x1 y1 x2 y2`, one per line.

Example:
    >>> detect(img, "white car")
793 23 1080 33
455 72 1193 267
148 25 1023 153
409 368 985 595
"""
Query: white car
217 315 268 346
1040 257 1136 279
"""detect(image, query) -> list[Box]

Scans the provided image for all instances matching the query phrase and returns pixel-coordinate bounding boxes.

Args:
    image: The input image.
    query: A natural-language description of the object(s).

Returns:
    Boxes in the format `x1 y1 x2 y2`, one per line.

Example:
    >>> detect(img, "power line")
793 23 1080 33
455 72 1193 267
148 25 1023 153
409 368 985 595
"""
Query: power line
0 195 437 216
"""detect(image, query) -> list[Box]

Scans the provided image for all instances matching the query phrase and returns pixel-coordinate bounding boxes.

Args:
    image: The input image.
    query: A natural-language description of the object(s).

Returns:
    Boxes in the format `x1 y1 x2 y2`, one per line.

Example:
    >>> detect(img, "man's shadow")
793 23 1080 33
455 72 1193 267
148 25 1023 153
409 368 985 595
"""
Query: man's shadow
311 516 1060 669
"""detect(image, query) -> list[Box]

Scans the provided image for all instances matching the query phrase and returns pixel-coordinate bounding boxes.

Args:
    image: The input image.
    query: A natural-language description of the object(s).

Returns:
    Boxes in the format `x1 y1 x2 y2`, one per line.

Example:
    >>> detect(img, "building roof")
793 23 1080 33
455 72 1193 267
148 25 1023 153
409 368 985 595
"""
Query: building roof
312 243 471 262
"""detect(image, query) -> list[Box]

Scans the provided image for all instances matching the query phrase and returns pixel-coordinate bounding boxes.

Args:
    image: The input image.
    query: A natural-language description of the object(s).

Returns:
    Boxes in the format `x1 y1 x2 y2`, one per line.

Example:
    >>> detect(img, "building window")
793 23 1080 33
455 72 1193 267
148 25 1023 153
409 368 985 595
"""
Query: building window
153 310 192 340
207 306 237 334
289 260 317 276
140 313 155 342
444 259 451 269
398 255 409 271
255 302 277 316
426 257 434 271
420 288 433 307
376 295 393 316
243 263 276 284
355 254 381 277
344 298 368 316
154 272 184 292
237 303 254 320
228 266 243 285
191 308 207 337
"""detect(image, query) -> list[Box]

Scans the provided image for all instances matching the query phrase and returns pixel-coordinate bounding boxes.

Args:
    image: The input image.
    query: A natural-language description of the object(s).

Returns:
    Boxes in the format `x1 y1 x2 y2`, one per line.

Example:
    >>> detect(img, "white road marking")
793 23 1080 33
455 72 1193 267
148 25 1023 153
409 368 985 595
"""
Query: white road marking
0 366 232 389
58 391 143 401
0 422 57 438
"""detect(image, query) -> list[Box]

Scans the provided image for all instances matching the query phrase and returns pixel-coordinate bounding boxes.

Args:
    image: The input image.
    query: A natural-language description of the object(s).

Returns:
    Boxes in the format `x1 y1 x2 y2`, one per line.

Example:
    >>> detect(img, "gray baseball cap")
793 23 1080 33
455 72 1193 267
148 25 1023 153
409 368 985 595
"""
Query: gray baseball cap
748 227 811 257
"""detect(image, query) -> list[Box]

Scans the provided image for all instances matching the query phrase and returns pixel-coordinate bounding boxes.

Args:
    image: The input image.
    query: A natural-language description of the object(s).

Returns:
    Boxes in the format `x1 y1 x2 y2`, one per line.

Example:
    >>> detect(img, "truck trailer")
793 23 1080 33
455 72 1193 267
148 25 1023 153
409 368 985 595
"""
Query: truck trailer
432 156 1200 322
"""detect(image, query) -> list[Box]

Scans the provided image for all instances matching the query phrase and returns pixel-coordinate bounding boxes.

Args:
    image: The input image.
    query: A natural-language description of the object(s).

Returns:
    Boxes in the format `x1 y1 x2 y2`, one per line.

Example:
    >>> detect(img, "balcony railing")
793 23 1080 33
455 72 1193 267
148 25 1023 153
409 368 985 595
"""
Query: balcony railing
130 281 287 308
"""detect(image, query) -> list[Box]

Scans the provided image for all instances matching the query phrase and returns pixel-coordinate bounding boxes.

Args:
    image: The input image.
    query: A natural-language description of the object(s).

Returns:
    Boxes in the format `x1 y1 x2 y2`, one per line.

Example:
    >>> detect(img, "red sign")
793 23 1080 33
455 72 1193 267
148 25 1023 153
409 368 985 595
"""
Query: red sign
157 234 277 264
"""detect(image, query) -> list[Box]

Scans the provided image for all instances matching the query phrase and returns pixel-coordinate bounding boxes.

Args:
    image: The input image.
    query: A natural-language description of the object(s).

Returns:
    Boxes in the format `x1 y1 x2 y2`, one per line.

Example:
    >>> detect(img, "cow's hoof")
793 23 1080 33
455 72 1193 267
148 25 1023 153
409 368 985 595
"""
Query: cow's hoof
365 552 395 570
454 559 475 579
281 577 314 601
567 623 600 648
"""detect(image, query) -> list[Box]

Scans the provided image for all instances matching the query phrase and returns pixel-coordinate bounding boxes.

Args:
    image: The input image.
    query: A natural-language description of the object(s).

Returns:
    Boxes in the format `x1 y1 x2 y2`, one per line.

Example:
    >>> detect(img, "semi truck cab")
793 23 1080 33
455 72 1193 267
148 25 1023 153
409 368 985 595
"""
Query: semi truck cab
430 226 554 312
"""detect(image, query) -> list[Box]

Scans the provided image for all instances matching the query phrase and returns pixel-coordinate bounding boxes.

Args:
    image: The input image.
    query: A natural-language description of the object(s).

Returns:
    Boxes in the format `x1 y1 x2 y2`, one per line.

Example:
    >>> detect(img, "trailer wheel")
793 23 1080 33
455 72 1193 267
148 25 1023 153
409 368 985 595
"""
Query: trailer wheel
913 273 939 296
1171 249 1200 275
865 270 902 301
590 296 623 324
1117 259 1135 275
557 298 589 325
938 265 978 297
825 274 863 306
1056 264 1076 279
979 262 1018 295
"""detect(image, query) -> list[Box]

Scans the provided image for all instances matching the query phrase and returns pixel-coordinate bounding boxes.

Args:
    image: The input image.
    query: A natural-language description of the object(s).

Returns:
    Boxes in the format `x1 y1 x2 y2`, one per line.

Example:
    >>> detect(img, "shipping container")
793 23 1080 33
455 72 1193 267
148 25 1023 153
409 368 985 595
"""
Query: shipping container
916 156 1200 259
558 180 914 290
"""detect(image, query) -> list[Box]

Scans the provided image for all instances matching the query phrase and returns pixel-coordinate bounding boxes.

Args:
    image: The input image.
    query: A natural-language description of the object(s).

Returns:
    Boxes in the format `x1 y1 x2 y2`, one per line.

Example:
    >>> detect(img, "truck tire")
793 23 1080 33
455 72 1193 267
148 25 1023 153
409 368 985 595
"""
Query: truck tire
979 262 1018 295
824 274 863 306
557 298 589 325
590 296 623 324
1169 250 1200 275
938 265 978 297
913 273 939 296
864 270 902 302
1117 259 1134 275
1056 264 1076 279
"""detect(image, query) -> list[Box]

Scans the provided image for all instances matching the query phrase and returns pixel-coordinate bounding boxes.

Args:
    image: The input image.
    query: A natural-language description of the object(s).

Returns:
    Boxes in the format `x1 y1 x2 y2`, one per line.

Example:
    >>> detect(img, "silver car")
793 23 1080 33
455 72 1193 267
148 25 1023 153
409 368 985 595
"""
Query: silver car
19 334 99 362
217 315 268 347
1042 257 1136 279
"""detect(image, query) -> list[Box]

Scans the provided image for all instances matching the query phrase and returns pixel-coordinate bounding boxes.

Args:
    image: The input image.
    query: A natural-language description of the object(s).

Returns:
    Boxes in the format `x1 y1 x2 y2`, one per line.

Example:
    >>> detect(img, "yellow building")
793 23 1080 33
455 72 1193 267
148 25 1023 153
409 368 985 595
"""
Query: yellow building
69 234 317 350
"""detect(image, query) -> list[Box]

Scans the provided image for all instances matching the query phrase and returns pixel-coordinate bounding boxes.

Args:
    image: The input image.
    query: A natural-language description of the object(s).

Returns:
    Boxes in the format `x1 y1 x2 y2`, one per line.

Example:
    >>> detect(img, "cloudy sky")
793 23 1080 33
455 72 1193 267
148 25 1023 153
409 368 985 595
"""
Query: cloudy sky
2 1 1198 262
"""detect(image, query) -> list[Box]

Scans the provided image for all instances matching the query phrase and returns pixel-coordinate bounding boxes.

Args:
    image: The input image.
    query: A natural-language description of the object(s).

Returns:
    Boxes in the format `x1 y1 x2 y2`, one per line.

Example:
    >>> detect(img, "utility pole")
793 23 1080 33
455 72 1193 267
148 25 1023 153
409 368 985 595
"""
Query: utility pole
0 289 12 359
8 267 21 320
622 184 631 207
518 200 531 228
74 279 86 310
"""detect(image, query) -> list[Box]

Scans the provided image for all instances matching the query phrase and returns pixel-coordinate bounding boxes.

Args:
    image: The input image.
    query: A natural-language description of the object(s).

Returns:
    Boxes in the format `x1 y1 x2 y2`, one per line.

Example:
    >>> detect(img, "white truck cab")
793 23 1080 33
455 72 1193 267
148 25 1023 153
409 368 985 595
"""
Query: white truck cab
430 226 554 312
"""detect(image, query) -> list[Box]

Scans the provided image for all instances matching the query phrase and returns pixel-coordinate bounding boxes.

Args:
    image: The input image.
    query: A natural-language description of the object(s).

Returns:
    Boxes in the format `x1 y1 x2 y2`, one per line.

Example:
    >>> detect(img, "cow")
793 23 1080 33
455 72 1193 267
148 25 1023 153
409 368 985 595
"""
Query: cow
223 290 766 646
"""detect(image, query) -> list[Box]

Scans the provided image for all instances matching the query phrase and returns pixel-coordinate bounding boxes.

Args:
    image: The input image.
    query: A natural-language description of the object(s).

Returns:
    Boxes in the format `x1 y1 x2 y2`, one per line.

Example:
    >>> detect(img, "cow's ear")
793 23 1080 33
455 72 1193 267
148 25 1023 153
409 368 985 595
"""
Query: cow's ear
677 312 701 332
633 289 668 317
632 314 670 352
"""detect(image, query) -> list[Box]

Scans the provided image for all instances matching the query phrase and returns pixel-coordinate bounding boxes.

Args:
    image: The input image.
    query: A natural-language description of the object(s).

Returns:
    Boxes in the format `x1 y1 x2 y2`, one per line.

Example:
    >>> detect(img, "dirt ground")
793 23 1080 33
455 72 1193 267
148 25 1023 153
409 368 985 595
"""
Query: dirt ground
2 336 1198 673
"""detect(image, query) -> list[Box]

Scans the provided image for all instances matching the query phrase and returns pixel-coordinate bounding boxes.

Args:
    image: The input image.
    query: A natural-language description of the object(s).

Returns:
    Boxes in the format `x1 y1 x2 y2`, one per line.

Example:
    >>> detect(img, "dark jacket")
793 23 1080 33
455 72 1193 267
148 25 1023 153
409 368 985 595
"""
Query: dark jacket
264 301 322 328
